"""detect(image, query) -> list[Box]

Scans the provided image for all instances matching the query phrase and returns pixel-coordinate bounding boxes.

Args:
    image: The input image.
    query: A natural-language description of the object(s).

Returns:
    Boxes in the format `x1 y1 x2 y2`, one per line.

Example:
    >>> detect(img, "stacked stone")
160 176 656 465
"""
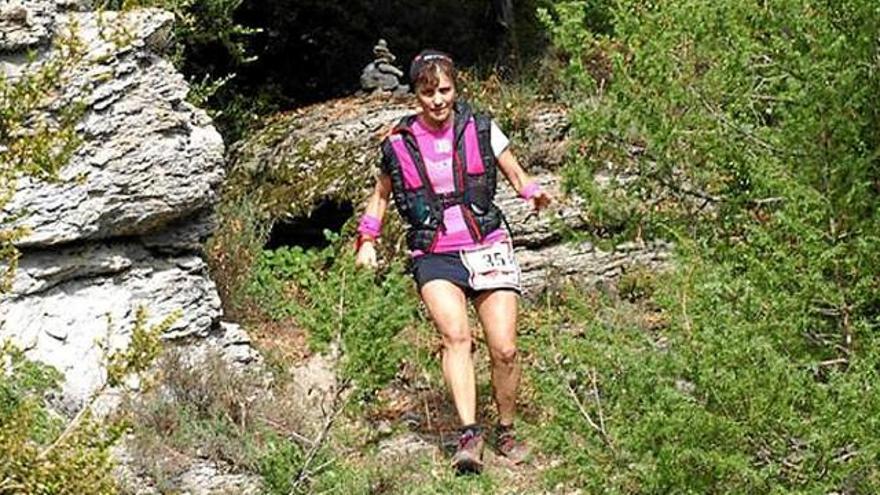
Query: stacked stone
359 39 409 96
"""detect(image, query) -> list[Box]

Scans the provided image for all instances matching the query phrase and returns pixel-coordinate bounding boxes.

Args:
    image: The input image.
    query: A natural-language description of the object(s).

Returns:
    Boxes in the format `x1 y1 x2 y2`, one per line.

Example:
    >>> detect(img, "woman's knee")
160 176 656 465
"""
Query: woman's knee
490 345 518 365
440 324 472 350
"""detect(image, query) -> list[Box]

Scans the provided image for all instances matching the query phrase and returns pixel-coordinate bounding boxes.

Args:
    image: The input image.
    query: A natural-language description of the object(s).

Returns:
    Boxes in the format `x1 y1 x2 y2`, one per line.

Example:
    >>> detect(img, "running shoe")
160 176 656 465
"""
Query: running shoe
495 423 531 464
451 425 485 474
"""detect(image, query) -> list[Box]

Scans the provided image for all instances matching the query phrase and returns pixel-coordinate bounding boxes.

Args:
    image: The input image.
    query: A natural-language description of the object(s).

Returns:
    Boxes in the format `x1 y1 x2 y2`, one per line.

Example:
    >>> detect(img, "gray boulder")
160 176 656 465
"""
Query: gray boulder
0 0 55 52
2 240 221 409
0 4 236 412
1 8 223 247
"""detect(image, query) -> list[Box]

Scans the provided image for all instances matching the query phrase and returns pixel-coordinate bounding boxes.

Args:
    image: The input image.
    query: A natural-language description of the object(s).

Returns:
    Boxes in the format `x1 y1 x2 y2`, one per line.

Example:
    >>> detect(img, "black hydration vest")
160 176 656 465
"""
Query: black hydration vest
380 101 504 252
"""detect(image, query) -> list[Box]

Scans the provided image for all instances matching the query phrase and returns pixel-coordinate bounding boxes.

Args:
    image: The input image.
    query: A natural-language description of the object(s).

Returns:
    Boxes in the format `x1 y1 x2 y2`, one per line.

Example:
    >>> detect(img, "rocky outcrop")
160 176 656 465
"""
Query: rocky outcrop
2 8 222 247
230 93 671 295
0 0 55 52
114 447 263 495
0 3 239 411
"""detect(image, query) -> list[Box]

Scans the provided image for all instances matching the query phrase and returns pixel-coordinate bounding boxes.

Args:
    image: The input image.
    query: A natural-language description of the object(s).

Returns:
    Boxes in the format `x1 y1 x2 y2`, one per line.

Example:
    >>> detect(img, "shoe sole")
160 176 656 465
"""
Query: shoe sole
453 455 483 475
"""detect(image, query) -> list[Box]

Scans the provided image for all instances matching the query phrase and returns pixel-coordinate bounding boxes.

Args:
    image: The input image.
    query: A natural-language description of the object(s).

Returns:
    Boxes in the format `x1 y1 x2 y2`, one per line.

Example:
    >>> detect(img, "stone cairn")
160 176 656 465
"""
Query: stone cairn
359 39 409 96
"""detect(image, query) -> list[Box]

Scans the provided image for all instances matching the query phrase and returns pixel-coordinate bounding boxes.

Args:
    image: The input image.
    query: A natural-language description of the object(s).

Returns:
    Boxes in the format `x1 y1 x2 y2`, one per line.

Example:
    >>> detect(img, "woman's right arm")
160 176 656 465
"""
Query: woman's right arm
355 174 392 268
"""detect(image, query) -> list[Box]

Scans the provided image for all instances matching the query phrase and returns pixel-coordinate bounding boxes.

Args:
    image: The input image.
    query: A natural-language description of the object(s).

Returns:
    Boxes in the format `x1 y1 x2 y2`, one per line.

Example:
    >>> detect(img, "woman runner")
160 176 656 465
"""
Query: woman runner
355 49 551 474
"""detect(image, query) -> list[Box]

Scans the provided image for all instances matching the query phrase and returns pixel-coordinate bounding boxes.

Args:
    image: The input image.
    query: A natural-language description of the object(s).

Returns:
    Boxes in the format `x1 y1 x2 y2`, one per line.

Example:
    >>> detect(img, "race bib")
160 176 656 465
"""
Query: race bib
460 241 521 291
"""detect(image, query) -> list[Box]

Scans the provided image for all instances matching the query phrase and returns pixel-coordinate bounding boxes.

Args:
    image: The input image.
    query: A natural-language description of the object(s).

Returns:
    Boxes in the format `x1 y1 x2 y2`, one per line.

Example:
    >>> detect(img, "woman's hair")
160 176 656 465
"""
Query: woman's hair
409 49 456 89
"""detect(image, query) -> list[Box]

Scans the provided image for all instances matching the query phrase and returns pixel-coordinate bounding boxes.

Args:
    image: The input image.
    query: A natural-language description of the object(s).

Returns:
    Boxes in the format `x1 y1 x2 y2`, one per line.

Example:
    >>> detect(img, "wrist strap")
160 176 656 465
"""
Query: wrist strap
357 214 382 238
354 235 375 253
520 181 541 200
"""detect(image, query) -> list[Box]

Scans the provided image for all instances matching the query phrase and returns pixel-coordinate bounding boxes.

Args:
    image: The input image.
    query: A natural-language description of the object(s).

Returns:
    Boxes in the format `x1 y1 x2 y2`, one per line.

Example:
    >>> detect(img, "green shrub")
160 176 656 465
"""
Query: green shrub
205 193 271 319
0 17 181 494
533 1 880 492
248 230 419 399
96 0 265 142
0 307 168 494
0 28 87 290
124 346 368 494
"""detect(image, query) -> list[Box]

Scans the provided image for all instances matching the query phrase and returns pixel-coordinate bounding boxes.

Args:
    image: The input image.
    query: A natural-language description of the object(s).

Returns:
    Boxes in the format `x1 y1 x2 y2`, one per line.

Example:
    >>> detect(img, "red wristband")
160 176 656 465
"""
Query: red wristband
354 235 375 253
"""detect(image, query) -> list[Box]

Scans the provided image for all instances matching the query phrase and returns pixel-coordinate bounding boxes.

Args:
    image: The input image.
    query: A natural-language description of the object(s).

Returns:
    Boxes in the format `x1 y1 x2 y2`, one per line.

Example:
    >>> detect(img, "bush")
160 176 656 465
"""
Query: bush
0 18 180 494
96 0 265 142
124 346 360 494
535 1 880 492
0 307 168 494
0 28 87 290
247 230 419 399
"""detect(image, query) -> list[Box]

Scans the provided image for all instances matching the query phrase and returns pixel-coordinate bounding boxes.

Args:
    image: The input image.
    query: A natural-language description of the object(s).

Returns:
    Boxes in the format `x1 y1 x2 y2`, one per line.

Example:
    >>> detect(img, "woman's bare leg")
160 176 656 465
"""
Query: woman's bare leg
420 280 476 425
474 289 520 426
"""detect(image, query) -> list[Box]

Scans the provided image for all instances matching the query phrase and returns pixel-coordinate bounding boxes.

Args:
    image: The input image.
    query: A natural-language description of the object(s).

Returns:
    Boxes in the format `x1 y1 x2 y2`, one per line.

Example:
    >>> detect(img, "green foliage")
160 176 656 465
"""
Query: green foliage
248 230 419 397
125 350 269 491
533 0 880 492
125 348 361 494
205 193 270 319
0 343 65 446
98 0 255 65
105 306 176 388
0 27 87 292
257 433 305 494
0 343 119 494
0 307 176 494
97 0 264 142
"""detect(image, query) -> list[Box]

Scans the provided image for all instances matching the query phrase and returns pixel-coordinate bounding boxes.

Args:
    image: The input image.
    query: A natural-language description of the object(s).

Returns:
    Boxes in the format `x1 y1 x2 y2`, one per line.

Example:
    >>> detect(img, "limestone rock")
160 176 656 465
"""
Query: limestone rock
377 432 440 463
0 0 54 52
140 208 218 255
182 321 262 369
1 241 221 410
1 8 224 247
228 94 413 220
114 444 263 495
518 240 673 295
286 352 339 437
0 6 234 412
360 39 408 94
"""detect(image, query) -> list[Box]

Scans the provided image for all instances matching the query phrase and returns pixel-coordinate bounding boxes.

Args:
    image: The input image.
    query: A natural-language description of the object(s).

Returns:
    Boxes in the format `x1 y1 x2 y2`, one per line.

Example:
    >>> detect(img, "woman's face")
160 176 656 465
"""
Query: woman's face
416 69 456 128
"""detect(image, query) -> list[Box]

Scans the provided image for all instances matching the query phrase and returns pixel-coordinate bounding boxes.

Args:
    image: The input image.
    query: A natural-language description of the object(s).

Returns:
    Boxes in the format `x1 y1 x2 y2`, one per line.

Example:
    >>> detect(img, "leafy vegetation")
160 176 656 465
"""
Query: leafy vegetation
0 27 87 290
0 21 180 493
531 0 880 492
6 0 877 492
0 308 169 494
247 231 420 398
123 345 363 494
95 0 266 142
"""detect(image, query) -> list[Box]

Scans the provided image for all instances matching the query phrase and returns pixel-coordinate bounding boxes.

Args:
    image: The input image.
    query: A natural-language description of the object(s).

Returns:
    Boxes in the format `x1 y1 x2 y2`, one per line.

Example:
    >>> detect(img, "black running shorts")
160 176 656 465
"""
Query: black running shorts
411 251 521 298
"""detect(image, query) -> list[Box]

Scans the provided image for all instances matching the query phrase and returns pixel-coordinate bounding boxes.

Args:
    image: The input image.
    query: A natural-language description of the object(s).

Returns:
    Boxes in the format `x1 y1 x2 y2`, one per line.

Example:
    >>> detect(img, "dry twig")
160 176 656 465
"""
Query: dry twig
565 373 616 453
289 378 352 493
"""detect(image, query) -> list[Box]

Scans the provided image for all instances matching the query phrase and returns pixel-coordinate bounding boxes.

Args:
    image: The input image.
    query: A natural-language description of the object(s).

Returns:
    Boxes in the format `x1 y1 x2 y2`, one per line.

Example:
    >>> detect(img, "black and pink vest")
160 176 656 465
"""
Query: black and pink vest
380 101 504 252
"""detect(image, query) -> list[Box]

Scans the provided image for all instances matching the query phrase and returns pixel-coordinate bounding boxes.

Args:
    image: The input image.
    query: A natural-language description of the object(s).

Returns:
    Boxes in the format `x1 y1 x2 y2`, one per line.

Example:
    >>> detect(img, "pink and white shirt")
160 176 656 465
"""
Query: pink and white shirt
406 116 510 256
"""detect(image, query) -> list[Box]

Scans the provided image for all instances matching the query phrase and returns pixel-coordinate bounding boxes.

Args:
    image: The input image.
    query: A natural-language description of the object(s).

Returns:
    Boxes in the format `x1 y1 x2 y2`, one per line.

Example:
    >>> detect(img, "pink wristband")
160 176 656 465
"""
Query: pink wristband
520 182 541 200
357 214 382 238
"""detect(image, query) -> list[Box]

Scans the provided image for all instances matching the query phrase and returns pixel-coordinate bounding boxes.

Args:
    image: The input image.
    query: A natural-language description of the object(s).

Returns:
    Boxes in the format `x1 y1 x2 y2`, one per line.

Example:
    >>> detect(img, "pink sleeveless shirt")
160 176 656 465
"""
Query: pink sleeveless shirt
408 116 507 256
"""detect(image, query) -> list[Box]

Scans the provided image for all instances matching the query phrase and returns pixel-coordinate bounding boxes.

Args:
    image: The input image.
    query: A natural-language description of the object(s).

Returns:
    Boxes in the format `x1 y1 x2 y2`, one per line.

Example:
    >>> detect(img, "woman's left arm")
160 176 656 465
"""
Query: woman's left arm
496 148 552 211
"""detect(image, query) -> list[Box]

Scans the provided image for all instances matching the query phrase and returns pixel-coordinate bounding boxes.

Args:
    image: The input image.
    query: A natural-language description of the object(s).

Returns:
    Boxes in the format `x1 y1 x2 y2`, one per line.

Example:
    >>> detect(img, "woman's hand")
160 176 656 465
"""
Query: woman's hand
355 239 378 269
529 189 553 212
